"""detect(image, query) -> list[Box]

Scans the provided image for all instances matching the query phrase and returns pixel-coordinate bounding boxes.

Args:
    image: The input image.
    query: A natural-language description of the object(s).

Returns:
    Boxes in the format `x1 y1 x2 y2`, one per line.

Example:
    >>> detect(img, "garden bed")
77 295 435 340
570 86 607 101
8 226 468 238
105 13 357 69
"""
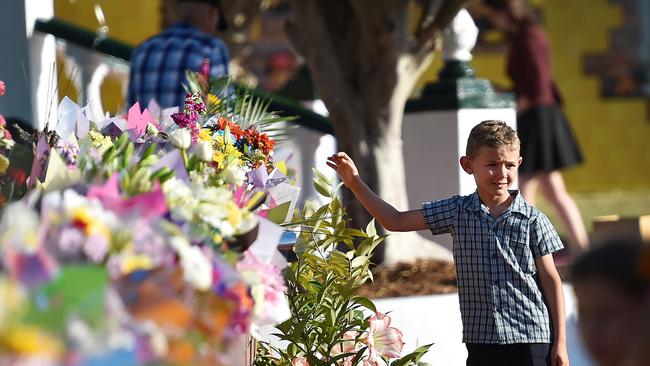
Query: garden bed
357 259 458 299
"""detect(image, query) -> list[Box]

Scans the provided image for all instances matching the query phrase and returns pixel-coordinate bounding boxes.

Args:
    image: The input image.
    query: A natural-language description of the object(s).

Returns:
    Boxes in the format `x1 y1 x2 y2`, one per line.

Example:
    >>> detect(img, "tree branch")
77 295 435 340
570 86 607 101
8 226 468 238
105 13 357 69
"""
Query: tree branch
417 0 469 54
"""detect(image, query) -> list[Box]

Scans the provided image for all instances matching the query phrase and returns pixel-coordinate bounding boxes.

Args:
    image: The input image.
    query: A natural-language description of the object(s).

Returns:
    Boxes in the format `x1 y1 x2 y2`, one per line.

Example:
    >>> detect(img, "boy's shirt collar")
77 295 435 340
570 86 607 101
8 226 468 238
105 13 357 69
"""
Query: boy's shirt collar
464 190 529 218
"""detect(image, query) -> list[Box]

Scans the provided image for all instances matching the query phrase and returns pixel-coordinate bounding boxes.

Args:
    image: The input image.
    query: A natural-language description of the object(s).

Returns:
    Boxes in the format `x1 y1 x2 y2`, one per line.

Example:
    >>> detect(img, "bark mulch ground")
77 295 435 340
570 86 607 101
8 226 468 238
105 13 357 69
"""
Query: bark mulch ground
357 259 458 299
356 251 573 299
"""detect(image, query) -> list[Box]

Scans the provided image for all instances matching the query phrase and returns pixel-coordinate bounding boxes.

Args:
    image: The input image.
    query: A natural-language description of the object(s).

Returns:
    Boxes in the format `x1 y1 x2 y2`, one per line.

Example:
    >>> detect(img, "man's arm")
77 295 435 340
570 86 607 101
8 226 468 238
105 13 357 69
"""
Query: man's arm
327 152 427 232
535 254 570 366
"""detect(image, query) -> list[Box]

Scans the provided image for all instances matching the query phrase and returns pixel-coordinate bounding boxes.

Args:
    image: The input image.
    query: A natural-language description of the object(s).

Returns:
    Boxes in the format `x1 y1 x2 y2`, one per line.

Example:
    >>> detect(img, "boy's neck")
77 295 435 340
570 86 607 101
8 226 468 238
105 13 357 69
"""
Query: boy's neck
477 190 515 217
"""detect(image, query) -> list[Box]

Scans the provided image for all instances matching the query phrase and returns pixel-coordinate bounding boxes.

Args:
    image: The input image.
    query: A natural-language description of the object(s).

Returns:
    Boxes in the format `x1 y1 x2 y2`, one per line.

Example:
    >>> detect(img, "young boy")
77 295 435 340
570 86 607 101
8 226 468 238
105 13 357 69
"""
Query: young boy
327 120 569 366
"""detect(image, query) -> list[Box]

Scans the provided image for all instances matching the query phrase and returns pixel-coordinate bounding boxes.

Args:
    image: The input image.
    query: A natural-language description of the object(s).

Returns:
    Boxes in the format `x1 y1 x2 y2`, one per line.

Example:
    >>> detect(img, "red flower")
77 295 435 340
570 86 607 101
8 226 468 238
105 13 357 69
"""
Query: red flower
8 169 26 185
199 59 211 91
244 127 275 155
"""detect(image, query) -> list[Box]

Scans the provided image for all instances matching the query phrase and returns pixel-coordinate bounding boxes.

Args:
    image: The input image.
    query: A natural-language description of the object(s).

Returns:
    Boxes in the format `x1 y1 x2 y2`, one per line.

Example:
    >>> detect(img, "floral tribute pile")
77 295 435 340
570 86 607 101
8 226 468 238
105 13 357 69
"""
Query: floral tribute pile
0 68 431 366
0 72 297 365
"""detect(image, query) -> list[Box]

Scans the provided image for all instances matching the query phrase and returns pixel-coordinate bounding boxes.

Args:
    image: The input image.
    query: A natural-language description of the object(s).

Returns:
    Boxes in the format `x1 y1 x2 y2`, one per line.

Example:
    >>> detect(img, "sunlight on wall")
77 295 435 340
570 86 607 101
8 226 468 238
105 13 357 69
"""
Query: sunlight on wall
418 0 650 192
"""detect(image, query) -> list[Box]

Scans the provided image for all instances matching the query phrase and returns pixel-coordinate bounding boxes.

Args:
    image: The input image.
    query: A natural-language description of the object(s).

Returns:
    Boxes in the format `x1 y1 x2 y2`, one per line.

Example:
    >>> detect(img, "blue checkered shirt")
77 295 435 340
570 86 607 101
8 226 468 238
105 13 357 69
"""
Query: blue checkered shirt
128 23 229 109
422 191 563 344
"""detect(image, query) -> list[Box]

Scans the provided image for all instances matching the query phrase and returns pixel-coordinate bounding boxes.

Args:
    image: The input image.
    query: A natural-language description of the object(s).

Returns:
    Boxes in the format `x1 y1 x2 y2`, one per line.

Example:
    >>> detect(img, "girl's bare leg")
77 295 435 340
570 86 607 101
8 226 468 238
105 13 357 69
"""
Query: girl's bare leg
538 171 589 253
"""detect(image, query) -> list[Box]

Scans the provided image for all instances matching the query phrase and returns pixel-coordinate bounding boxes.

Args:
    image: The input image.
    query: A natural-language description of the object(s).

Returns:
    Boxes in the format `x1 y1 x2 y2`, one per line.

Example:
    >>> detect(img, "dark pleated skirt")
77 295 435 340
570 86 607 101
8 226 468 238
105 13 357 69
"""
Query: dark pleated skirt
517 106 584 174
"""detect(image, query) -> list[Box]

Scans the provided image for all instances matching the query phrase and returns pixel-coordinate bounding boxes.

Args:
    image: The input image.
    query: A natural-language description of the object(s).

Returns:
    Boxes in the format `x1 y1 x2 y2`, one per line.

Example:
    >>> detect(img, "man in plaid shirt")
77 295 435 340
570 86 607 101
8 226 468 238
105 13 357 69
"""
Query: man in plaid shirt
328 120 569 366
128 0 229 109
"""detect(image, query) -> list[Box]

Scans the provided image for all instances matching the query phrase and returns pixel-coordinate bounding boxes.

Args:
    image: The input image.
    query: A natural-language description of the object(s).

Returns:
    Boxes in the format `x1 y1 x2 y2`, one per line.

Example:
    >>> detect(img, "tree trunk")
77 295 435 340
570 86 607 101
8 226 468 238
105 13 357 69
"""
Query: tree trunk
284 0 465 264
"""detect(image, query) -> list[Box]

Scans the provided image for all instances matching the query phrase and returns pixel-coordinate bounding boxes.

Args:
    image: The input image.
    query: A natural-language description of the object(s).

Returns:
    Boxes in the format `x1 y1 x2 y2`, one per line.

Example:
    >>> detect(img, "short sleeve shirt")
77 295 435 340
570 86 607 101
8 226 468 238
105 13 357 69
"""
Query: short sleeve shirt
128 23 229 109
421 191 563 344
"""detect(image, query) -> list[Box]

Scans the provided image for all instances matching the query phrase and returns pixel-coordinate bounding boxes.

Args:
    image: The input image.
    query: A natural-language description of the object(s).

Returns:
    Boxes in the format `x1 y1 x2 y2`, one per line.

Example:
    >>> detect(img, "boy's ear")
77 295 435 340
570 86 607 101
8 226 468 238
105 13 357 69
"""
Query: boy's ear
460 156 473 174
518 156 523 167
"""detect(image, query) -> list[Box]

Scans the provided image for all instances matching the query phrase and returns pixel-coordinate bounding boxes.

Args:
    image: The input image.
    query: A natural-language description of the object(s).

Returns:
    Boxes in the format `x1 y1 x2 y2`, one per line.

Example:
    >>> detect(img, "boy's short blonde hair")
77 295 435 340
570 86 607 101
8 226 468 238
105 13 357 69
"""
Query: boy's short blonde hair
466 120 520 158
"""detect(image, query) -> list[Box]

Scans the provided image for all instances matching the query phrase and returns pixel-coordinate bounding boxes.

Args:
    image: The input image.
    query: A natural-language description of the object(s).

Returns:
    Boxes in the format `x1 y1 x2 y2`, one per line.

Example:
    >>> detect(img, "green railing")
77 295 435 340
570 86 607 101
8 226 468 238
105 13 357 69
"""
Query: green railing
34 17 334 135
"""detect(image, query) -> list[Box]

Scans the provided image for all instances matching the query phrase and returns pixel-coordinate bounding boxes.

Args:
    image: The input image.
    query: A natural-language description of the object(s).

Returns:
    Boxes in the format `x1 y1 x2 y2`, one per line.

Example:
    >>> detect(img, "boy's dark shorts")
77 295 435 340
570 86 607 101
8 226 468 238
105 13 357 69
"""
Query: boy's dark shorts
466 343 551 366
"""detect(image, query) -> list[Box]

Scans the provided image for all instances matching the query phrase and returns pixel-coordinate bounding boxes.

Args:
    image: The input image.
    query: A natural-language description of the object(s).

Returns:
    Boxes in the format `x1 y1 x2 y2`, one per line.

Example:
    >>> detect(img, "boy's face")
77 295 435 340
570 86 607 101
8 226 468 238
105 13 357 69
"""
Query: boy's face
460 145 521 199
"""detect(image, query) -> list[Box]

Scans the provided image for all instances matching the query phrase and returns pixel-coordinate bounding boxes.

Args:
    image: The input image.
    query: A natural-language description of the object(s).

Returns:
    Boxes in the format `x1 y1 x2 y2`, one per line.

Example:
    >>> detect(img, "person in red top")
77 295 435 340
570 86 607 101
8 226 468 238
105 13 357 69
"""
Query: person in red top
484 0 589 255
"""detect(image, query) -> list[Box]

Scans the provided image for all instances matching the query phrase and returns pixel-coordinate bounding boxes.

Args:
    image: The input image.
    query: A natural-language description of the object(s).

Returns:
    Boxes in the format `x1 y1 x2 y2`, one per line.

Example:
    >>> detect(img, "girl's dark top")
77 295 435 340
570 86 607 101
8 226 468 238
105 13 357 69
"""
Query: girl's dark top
507 23 563 109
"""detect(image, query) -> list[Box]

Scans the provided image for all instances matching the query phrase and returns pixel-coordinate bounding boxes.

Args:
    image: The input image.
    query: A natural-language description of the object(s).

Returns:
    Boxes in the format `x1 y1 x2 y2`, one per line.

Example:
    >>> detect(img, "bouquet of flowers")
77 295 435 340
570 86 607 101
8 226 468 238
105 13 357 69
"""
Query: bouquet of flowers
0 79 20 206
0 71 297 365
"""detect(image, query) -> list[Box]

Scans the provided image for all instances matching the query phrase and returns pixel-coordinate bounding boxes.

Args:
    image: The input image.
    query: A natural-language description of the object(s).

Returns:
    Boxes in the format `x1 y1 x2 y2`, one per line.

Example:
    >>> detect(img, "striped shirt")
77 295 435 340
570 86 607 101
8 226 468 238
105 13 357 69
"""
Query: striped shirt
128 22 229 109
422 191 563 344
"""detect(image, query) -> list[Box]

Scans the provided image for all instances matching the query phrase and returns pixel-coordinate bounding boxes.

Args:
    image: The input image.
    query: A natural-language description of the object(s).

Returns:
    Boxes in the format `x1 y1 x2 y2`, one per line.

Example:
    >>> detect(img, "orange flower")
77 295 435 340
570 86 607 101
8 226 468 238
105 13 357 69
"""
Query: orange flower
216 117 244 139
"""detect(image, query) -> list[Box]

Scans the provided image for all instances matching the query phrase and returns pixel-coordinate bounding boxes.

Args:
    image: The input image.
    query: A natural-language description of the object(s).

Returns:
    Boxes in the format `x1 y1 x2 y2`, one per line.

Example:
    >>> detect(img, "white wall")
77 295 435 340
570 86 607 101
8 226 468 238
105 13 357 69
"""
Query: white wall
402 108 517 252
373 284 594 366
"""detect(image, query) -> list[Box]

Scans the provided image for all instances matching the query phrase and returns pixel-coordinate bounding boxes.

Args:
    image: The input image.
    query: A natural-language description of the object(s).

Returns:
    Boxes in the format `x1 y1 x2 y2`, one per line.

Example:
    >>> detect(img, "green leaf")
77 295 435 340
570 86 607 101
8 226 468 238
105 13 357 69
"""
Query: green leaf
390 344 434 366
350 346 369 365
365 219 377 237
312 168 330 186
120 141 134 168
314 178 331 198
141 142 157 159
350 255 368 269
351 295 376 313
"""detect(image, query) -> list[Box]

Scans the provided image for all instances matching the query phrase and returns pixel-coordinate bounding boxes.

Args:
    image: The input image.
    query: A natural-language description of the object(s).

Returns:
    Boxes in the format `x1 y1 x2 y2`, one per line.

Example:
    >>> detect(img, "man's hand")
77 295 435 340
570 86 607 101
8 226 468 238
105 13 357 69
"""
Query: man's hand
326 152 360 188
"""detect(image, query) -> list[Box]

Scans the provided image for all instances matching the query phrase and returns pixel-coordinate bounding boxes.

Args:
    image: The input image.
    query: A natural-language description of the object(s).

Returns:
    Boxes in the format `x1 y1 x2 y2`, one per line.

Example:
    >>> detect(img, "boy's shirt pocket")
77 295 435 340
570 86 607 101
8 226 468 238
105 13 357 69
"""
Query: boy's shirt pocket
504 237 536 275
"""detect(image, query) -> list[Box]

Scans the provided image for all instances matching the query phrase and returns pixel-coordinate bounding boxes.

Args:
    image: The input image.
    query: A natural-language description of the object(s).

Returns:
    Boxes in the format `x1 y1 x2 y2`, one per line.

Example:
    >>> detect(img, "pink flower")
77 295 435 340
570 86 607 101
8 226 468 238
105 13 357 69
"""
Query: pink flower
236 251 286 306
363 312 404 363
291 357 309 366
0 80 5 96
332 331 362 366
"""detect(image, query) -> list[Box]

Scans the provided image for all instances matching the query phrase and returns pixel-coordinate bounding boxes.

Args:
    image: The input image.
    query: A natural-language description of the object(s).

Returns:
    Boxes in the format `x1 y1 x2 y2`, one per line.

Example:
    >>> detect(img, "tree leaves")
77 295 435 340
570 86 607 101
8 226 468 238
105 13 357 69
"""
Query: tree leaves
255 175 430 365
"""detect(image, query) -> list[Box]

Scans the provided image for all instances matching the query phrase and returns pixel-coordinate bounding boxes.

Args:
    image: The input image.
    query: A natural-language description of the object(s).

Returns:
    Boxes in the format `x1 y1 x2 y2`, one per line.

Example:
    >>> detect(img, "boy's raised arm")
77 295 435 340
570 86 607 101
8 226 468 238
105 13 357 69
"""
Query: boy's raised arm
326 152 427 232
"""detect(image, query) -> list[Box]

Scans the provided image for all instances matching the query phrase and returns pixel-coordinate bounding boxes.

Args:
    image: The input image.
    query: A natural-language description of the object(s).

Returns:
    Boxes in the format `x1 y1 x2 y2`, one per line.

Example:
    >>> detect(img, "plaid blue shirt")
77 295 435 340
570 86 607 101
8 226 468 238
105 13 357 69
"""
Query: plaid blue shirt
128 23 229 109
422 191 563 344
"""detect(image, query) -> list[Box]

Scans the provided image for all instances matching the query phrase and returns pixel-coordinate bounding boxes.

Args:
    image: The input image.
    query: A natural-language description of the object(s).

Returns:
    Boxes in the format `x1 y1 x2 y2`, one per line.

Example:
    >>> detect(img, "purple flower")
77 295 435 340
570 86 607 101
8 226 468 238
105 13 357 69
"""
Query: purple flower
171 111 196 128
55 139 79 167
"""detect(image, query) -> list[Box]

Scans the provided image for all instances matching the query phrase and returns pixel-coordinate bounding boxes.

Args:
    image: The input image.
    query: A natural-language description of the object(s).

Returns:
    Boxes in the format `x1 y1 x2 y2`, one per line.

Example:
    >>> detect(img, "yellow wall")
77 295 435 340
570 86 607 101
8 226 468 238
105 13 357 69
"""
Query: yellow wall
53 0 162 113
54 0 161 45
420 0 650 192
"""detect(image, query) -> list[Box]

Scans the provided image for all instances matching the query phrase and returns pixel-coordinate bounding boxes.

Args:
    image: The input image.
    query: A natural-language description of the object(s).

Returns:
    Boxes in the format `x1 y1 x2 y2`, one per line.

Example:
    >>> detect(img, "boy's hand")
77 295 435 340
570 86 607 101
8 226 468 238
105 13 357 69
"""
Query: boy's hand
551 343 569 366
326 152 359 188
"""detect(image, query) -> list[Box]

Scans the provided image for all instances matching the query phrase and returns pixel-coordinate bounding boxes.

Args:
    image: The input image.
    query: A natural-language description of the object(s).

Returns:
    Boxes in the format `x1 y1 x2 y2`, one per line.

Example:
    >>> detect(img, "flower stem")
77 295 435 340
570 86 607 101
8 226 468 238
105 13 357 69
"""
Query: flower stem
181 148 188 169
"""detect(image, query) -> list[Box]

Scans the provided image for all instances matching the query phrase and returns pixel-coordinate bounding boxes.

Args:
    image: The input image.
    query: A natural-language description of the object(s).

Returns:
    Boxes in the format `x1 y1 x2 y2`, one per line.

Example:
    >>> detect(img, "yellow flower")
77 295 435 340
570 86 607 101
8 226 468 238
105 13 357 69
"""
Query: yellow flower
212 151 226 166
120 253 154 274
0 154 9 174
1 325 63 356
0 278 26 329
71 208 111 238
88 130 113 153
226 202 243 228
214 133 230 147
198 128 213 142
